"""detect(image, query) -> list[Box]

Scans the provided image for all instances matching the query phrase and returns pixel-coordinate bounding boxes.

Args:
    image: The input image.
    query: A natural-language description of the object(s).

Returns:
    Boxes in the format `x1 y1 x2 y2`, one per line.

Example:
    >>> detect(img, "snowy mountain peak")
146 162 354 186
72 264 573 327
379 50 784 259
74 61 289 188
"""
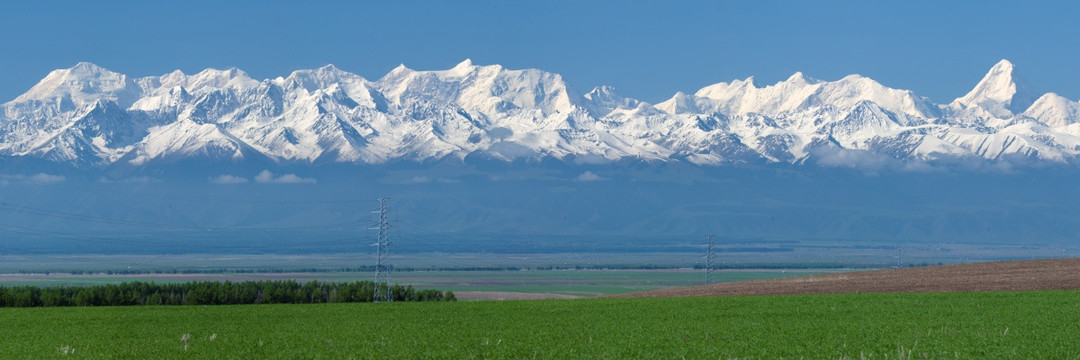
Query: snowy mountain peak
134 66 260 99
194 67 244 78
784 72 819 85
159 69 187 85
454 58 473 69
378 64 415 87
585 85 617 97
655 91 700 114
10 62 139 107
1024 92 1080 128
739 76 757 88
679 69 934 119
953 59 1039 117
287 64 348 79
445 59 476 77
695 76 757 100
70 61 109 73
584 86 642 115
5 60 1080 169
390 63 411 74
583 86 619 106
284 64 369 89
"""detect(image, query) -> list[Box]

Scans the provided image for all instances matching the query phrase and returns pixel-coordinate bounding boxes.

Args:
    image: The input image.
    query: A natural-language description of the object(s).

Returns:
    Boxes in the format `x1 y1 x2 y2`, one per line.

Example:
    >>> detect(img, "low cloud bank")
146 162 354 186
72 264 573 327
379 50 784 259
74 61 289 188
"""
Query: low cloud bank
254 170 316 184
210 175 249 184
0 173 66 185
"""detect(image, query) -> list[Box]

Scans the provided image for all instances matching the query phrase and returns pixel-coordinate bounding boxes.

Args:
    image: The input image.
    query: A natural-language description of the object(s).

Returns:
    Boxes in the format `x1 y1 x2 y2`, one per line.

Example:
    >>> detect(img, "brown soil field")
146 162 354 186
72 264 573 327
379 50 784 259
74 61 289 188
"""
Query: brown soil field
616 257 1080 298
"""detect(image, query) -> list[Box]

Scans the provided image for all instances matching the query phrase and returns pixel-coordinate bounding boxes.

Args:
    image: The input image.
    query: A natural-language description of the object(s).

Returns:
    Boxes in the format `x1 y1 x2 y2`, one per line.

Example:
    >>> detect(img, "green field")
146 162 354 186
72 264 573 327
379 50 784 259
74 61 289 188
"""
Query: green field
395 269 823 296
3 290 1078 358
1 269 826 297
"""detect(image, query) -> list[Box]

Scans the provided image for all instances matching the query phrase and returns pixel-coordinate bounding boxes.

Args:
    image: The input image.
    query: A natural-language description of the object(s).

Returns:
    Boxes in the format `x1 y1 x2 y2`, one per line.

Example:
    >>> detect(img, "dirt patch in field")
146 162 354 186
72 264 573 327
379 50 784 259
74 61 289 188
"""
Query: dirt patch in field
615 257 1080 298
454 291 580 300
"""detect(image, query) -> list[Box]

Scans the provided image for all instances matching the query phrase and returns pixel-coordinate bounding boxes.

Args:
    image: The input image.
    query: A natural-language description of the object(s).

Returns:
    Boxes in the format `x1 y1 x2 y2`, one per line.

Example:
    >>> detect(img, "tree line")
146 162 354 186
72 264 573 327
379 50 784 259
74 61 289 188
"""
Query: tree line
0 280 455 307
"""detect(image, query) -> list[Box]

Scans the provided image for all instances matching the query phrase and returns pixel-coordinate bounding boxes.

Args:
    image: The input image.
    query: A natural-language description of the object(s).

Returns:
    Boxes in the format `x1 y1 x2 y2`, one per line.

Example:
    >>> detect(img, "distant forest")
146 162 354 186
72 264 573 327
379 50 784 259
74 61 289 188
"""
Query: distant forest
0 280 454 307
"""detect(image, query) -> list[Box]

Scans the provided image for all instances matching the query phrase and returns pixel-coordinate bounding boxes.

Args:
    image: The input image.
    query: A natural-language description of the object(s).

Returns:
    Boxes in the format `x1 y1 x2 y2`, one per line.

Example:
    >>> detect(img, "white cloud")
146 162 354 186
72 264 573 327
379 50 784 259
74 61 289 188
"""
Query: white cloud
29 173 66 184
575 171 606 182
811 147 941 174
571 154 612 165
210 175 249 184
0 172 64 184
254 170 316 184
407 176 431 184
2 173 66 185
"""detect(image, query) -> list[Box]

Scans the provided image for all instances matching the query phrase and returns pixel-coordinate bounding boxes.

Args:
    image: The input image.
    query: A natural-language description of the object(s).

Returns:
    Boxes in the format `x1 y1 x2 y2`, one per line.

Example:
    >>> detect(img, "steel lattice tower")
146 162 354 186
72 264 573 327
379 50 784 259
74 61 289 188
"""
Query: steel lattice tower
705 234 718 284
370 197 394 302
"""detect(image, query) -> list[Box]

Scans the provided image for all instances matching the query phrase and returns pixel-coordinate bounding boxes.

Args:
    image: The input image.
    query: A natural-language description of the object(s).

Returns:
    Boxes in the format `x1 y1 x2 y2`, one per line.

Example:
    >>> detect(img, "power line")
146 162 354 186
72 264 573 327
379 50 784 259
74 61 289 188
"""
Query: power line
370 197 394 303
896 247 904 269
705 234 718 285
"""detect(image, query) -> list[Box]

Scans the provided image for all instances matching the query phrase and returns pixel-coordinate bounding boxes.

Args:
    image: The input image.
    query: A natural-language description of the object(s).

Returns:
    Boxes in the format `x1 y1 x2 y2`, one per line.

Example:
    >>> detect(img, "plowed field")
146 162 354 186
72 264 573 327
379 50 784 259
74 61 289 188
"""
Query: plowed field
618 257 1080 298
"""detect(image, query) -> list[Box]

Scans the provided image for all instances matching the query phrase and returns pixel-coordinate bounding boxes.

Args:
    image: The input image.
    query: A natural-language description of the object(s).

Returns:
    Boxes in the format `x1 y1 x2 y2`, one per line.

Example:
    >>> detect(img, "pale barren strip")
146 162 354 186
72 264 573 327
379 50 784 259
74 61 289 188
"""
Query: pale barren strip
454 291 580 300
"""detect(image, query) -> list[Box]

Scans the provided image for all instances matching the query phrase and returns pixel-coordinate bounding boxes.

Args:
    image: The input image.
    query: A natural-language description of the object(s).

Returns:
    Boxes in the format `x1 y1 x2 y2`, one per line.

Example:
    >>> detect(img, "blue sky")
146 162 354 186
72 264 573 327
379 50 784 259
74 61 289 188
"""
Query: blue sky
1 1 1077 104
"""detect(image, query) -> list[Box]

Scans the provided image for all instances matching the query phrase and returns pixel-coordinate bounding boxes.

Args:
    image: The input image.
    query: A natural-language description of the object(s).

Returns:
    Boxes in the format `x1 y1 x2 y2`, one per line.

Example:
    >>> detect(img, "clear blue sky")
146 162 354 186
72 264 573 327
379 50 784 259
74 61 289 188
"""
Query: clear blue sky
1 0 1078 104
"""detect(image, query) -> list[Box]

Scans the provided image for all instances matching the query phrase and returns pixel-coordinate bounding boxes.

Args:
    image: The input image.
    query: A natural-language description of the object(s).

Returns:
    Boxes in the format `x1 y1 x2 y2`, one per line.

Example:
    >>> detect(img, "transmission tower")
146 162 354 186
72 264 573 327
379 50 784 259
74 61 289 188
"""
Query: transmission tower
370 197 394 302
704 234 718 284
895 247 904 269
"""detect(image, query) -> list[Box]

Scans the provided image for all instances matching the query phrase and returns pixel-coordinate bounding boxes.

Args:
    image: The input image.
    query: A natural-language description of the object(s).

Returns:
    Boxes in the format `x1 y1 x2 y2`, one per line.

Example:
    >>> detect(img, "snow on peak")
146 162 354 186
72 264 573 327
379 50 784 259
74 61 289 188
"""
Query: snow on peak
11 62 140 107
374 60 579 117
7 59 1080 168
1023 92 1080 128
389 63 412 74
159 70 187 85
584 86 642 115
742 76 756 87
586 85 617 97
992 59 1016 72
812 74 937 118
445 59 477 77
285 64 369 90
186 67 259 91
695 76 757 100
70 62 109 73
672 70 933 119
655 91 700 114
953 59 1039 117
784 72 820 85
376 64 416 89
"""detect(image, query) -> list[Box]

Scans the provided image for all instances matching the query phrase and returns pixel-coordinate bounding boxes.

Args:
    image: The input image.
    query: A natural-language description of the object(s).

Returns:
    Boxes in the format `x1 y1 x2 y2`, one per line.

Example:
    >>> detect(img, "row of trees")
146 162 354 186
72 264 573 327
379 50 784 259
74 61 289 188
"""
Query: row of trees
0 280 455 307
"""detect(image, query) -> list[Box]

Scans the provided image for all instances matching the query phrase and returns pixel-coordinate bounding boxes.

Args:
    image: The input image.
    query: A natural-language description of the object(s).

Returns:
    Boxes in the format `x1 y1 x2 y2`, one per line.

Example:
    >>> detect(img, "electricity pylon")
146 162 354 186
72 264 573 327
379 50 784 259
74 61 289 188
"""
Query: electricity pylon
705 234 718 284
370 197 394 302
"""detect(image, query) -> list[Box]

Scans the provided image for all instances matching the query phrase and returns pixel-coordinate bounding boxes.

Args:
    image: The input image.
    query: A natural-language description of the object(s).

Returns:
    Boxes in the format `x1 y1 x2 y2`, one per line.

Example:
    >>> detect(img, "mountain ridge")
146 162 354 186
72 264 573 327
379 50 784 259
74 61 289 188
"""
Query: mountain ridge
4 59 1080 170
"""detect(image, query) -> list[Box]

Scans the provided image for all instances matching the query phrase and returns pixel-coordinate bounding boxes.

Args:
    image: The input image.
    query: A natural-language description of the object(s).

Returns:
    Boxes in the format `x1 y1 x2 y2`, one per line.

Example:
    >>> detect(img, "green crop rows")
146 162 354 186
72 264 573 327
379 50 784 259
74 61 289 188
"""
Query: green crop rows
3 291 1079 358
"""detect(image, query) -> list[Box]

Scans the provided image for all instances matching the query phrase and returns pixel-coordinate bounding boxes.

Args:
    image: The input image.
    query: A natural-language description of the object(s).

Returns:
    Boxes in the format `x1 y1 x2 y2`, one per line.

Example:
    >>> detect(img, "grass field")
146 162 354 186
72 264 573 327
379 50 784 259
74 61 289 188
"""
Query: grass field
396 269 823 296
1 269 826 297
3 290 1079 358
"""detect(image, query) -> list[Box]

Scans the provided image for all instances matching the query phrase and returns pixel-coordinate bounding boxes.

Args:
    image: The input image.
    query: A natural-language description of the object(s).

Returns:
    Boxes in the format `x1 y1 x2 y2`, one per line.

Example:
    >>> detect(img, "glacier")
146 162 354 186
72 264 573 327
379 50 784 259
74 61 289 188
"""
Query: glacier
3 59 1080 170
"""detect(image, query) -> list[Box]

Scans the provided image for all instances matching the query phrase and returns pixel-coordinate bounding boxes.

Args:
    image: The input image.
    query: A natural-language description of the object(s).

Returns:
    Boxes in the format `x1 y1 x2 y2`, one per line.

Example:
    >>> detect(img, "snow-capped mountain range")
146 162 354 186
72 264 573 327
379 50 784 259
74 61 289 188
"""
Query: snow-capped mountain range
4 59 1080 169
